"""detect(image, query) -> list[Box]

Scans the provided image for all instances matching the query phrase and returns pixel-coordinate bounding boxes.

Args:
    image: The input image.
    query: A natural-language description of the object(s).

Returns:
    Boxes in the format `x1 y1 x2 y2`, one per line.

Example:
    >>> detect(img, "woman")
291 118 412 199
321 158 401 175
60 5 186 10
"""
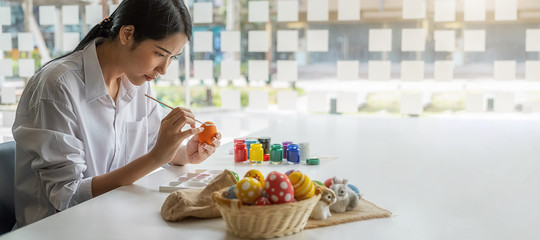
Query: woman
11 0 220 227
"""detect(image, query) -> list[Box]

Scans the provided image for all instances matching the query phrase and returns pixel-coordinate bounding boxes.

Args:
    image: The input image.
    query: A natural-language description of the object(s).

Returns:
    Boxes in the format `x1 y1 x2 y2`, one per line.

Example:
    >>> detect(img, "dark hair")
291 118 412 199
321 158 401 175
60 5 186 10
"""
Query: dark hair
43 0 192 67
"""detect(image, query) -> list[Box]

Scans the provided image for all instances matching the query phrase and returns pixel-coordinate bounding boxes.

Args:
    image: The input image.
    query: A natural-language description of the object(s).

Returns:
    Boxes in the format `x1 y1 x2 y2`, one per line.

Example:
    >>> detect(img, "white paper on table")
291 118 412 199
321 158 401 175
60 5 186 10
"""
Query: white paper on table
248 60 269 82
368 61 391 81
434 61 454 81
495 0 517 21
193 31 213 52
336 92 358 113
221 60 241 79
277 90 297 110
2 111 15 128
338 0 360 21
526 61 540 81
85 5 102 26
109 4 119 15
463 30 485 52
39 6 57 25
17 33 34 52
277 30 298 52
277 0 299 22
221 90 241 110
401 29 425 52
493 61 516 80
193 2 213 24
494 92 515 113
337 61 359 80
193 60 213 80
162 59 179 81
402 0 426 19
62 32 80 52
0 7 11 25
1 87 16 104
19 59 35 77
248 1 269 23
62 5 79 25
401 61 424 81
248 90 269 110
220 31 240 52
464 0 485 21
0 33 12 51
434 30 455 52
306 30 328 52
248 31 269 52
0 59 13 76
369 29 392 52
307 91 328 112
465 92 486 112
434 0 455 22
277 60 297 82
400 92 423 115
307 0 329 22
526 29 540 52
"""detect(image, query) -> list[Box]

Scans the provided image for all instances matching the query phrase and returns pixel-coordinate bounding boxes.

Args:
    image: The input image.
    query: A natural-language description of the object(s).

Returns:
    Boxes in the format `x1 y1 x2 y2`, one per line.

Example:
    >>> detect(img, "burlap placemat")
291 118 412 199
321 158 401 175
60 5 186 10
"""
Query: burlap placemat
305 199 392 229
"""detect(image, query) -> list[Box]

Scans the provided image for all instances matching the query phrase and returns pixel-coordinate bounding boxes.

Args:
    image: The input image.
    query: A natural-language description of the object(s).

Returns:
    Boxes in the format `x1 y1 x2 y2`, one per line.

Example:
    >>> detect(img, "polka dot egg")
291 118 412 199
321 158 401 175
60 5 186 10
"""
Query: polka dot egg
244 169 265 190
234 177 263 205
265 171 295 204
253 197 272 206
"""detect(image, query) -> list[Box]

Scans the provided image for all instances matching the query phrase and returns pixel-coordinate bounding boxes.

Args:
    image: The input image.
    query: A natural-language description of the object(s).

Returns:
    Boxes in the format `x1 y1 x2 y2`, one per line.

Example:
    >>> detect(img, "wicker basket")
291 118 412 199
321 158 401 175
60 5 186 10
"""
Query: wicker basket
212 188 322 239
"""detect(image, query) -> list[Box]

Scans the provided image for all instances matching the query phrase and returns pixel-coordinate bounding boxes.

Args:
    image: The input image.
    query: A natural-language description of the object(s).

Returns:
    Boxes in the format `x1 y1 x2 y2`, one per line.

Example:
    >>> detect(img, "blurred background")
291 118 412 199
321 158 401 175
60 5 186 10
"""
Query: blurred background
2 0 540 143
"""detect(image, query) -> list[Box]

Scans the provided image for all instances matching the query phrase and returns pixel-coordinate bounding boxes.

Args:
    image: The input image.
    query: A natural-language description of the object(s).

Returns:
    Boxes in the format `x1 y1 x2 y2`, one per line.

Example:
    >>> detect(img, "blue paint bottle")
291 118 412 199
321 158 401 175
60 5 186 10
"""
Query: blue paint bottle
286 144 300 164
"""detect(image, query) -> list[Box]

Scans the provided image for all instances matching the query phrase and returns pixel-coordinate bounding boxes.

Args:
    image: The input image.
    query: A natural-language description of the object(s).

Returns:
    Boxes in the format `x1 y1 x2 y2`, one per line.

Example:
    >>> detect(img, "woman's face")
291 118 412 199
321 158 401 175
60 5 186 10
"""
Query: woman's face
122 33 188 86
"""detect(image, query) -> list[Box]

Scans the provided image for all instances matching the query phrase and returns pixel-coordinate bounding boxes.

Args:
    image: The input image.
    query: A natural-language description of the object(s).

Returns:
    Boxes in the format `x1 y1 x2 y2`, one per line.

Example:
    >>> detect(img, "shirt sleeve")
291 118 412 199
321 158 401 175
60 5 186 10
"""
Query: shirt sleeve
13 86 93 211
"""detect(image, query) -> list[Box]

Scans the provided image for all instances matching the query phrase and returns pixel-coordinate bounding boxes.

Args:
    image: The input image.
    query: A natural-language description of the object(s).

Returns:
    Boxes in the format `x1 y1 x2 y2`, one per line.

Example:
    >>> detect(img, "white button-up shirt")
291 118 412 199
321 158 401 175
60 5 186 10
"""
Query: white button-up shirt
12 38 164 227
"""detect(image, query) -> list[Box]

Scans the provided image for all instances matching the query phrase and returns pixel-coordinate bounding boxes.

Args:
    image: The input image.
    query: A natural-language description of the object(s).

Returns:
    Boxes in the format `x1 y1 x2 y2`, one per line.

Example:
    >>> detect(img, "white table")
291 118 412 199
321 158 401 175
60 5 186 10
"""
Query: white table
3 114 540 239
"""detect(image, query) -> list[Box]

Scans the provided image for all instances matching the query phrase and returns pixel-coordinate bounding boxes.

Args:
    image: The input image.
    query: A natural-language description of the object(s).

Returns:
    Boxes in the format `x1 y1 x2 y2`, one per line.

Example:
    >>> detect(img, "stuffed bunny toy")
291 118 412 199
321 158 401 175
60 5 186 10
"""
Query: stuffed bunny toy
329 177 361 213
310 186 336 220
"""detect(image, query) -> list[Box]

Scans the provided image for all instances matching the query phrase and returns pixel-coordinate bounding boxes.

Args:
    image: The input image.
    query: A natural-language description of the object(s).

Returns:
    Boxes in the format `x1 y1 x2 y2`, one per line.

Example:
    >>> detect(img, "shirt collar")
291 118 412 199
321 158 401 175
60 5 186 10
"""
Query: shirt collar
83 37 110 103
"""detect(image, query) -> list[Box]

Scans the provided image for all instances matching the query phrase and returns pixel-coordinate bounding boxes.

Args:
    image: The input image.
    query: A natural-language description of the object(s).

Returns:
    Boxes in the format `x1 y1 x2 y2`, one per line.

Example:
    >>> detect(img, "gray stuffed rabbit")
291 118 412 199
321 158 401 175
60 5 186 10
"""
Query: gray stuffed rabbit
329 177 361 213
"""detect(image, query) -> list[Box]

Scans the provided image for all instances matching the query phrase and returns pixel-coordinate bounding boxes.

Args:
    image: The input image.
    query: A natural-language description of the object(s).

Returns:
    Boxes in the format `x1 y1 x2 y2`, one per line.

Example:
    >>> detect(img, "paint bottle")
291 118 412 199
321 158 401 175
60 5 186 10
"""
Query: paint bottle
287 144 300 164
249 143 264 164
299 142 310 163
234 142 247 162
258 137 271 156
282 141 292 159
270 144 283 165
245 138 259 158
234 138 246 144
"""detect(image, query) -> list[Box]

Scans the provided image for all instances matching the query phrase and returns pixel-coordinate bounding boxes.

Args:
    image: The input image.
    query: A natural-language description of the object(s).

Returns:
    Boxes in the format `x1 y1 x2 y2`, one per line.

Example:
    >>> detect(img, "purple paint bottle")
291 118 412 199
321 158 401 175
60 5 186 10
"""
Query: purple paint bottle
282 141 292 159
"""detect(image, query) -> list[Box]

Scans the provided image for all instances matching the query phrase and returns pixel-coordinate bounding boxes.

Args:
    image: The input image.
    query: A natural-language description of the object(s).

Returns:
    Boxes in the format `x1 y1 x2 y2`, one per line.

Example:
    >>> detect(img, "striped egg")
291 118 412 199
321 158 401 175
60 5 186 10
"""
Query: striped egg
288 172 315 200
234 177 263 204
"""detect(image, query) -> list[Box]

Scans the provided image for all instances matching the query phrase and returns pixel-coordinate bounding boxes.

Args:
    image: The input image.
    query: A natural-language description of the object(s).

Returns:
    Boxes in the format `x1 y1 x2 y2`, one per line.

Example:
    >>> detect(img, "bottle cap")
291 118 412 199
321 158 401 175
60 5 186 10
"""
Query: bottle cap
306 158 320 165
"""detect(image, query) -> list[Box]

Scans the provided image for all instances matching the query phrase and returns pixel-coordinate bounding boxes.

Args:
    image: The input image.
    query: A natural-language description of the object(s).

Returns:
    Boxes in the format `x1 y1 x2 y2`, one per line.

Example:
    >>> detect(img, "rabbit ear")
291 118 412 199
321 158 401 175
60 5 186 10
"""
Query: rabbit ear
333 176 339 184
342 179 348 185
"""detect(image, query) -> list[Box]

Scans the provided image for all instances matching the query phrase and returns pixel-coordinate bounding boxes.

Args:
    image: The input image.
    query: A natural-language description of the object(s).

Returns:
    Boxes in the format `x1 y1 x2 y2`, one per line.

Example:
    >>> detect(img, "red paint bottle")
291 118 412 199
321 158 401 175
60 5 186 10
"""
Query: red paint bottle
234 142 247 162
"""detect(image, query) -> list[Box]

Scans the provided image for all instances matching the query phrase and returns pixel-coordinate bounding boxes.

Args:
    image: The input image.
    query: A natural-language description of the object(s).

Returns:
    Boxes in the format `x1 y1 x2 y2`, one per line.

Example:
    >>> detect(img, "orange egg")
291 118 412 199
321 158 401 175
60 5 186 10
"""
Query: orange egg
197 121 217 144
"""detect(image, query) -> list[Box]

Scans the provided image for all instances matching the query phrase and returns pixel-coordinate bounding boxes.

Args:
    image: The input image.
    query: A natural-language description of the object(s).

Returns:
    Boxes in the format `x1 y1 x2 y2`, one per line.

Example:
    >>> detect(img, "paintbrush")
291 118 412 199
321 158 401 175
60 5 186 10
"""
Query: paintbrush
144 94 213 126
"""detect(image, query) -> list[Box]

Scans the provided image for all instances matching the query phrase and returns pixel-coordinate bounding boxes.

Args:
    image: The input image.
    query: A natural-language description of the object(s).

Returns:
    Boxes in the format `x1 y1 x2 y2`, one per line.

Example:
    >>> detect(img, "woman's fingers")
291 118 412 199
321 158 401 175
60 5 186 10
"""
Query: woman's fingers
178 126 204 142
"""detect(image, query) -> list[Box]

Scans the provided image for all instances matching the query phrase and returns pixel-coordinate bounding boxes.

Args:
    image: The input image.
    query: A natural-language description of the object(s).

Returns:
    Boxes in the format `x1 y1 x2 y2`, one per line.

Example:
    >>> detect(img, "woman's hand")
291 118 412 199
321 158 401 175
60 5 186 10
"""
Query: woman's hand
150 107 203 164
185 132 222 164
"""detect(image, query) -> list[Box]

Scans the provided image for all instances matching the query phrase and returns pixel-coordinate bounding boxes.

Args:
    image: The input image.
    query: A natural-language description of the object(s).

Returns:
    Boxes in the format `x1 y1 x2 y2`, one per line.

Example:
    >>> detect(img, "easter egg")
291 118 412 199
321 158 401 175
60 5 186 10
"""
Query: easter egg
197 121 217 144
313 180 324 186
324 178 342 188
288 172 315 200
265 171 295 204
253 197 272 206
348 184 360 194
244 169 265 189
227 185 237 199
234 177 263 204
284 169 300 176
230 171 240 181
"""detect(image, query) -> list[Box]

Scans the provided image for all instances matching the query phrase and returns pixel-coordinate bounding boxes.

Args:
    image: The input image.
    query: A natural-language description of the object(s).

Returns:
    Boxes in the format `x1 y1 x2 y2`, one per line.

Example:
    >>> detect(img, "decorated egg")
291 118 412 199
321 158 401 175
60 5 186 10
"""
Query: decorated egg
230 171 240 181
197 121 217 144
244 169 265 189
313 180 324 186
227 185 237 199
253 197 272 206
234 177 263 204
348 184 360 194
324 177 342 188
288 172 315 200
284 169 300 176
265 171 295 204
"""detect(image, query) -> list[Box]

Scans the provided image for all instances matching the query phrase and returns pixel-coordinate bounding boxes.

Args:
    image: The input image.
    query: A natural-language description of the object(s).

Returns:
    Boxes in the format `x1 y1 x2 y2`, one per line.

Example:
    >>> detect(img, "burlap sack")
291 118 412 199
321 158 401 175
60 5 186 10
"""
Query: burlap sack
161 169 237 221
